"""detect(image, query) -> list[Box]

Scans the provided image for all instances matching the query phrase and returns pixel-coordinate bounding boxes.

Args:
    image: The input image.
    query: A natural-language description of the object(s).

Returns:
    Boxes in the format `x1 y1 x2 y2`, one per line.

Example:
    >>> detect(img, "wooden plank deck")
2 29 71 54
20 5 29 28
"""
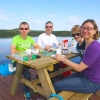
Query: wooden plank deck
0 69 100 100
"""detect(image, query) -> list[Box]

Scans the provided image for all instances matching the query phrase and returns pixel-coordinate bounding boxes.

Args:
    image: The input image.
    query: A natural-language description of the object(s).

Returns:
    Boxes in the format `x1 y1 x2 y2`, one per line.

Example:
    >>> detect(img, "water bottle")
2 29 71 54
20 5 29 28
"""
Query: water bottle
71 38 76 47
71 38 77 52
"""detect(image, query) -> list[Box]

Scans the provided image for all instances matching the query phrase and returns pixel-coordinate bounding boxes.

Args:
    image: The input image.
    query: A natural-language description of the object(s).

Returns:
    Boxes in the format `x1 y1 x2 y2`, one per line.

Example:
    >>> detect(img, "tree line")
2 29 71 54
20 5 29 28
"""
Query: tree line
0 29 71 38
0 29 100 38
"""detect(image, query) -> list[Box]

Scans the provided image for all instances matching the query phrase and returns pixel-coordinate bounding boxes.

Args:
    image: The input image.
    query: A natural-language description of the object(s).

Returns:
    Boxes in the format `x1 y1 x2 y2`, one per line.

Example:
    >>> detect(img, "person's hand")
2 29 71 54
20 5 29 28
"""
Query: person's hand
55 54 65 62
44 45 51 50
58 42 63 46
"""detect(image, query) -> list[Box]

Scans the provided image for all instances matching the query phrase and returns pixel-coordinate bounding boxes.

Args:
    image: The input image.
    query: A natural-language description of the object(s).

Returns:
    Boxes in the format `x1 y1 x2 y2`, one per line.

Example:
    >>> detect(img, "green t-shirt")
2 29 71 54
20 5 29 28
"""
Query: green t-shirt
12 35 35 51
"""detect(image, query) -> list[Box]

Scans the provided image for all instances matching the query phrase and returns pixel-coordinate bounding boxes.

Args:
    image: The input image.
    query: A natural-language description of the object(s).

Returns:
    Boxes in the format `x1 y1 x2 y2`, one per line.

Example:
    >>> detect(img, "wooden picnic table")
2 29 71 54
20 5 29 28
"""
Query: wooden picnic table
6 53 79 99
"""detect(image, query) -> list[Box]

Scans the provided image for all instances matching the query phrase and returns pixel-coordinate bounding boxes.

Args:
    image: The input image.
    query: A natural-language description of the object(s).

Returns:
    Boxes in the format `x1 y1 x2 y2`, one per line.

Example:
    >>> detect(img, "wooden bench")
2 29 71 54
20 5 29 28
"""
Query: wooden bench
49 91 92 100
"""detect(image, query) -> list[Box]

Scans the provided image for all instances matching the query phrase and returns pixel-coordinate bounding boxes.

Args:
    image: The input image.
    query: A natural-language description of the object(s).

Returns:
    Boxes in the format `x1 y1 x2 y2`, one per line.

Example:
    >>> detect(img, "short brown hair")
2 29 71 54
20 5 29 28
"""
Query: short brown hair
19 22 29 28
71 25 81 33
81 19 99 40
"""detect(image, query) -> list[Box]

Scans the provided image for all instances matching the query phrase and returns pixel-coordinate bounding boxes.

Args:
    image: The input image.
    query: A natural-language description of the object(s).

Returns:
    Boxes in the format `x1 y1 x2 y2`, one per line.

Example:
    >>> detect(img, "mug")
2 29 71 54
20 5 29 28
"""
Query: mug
56 49 61 54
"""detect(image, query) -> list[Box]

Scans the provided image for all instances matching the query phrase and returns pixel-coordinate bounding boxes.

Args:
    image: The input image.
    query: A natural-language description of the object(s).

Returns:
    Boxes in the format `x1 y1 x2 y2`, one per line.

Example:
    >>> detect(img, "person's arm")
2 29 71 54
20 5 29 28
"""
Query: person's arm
55 54 88 72
10 37 21 54
33 43 40 50
10 44 20 54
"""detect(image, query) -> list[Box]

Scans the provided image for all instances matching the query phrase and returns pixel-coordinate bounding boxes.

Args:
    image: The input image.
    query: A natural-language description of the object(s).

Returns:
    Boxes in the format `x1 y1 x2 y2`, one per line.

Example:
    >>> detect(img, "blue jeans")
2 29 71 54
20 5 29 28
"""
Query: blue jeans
13 62 31 93
54 72 100 93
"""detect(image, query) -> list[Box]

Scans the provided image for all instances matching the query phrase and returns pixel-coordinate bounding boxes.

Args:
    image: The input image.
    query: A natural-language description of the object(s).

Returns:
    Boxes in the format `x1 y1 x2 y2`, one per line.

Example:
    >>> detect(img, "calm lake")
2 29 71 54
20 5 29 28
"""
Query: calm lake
0 37 83 64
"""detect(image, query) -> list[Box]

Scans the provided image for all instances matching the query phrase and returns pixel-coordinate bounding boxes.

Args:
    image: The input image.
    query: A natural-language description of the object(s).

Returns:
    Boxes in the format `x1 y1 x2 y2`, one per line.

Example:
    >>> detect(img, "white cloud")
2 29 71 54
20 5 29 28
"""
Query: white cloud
28 15 41 25
30 19 41 25
65 15 81 30
0 9 14 22
67 16 81 24
0 15 10 21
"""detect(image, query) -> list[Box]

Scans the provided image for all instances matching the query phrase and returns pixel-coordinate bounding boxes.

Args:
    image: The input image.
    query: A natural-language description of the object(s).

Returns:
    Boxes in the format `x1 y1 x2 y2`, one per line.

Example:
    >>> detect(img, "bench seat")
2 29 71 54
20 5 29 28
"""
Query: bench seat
49 91 92 100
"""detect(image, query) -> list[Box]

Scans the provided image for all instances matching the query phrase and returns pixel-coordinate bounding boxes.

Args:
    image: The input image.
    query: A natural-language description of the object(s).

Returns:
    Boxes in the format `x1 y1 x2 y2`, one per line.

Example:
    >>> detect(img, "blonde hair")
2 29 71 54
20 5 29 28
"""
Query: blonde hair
71 25 81 33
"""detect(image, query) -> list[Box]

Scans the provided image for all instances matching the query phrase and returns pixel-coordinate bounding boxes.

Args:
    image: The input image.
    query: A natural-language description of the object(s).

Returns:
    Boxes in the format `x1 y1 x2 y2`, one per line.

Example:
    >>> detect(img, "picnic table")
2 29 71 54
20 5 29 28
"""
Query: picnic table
6 53 79 99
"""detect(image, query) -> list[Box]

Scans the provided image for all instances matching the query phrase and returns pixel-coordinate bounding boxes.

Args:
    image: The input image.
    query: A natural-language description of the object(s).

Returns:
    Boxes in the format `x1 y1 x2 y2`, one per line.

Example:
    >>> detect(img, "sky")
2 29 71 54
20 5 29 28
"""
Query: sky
0 0 100 31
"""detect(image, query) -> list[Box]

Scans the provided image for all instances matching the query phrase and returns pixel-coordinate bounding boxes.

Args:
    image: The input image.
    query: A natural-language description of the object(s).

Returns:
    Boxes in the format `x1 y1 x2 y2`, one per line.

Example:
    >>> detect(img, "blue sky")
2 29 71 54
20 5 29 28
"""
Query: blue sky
0 0 100 31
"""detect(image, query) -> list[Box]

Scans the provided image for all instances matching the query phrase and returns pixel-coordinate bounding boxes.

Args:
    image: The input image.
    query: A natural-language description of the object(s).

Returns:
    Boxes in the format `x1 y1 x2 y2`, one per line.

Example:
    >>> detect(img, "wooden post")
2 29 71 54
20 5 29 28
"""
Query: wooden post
37 68 56 98
10 63 24 95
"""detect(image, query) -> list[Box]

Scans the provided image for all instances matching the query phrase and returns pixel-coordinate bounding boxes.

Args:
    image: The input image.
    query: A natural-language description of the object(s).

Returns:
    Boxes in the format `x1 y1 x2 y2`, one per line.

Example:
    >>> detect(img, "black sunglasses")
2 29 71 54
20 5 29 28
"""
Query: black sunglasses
72 33 80 37
20 28 29 30
46 26 52 28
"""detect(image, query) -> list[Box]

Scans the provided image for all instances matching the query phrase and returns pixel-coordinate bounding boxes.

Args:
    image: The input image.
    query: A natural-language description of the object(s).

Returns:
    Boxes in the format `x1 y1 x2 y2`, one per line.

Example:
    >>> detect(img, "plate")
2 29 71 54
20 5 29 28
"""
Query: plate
51 55 56 58
71 51 79 53
51 54 65 58
71 47 79 53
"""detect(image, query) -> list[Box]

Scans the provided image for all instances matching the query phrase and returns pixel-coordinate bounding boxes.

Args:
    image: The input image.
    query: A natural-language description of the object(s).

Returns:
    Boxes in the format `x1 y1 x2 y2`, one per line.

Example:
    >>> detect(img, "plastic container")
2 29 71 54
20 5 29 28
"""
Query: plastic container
41 50 56 56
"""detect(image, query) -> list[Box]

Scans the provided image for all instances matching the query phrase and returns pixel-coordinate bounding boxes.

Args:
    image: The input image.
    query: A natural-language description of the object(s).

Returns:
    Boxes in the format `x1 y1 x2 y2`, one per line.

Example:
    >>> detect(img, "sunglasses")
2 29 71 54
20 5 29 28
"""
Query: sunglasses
20 28 29 30
46 26 52 28
72 33 80 37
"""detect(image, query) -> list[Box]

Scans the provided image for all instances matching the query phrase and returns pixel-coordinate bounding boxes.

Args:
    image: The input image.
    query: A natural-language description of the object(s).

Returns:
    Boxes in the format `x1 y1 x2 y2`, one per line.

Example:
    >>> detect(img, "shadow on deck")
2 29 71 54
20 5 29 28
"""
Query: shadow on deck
0 69 100 100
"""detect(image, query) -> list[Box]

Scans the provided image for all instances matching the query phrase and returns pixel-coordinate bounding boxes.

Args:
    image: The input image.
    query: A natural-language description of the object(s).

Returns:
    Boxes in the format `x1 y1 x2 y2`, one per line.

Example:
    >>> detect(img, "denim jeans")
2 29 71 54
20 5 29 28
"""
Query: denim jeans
54 72 100 93
13 62 31 93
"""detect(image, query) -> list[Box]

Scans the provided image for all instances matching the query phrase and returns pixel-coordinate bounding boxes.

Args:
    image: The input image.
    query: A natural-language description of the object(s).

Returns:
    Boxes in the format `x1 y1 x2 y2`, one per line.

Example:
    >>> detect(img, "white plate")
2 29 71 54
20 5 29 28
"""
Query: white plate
71 51 79 53
71 48 79 53
51 54 65 58
51 55 56 58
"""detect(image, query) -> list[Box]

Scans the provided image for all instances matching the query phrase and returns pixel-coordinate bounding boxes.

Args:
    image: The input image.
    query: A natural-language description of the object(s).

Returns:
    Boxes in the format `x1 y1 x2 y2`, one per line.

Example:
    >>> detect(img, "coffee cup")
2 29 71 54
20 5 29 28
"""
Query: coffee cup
56 49 61 54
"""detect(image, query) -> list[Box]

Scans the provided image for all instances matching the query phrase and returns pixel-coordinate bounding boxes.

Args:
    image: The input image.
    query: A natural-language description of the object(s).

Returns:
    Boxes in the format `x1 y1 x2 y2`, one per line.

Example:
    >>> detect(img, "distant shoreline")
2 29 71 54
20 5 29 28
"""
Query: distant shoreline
0 30 71 38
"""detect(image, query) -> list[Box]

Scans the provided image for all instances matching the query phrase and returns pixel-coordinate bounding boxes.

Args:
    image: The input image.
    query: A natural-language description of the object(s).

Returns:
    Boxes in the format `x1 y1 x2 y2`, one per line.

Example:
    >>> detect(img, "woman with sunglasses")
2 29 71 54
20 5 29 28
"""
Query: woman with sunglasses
54 19 100 94
71 25 85 59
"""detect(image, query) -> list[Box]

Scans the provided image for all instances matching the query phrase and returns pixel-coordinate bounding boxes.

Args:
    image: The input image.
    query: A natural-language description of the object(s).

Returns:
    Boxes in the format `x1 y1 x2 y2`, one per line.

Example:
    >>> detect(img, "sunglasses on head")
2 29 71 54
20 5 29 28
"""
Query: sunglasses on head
72 33 80 37
46 26 52 28
20 28 29 30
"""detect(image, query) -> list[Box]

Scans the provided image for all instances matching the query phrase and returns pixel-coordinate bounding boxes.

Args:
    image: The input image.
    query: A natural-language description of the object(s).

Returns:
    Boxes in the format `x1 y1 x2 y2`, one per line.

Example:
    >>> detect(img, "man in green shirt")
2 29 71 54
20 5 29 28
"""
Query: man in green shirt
10 22 40 100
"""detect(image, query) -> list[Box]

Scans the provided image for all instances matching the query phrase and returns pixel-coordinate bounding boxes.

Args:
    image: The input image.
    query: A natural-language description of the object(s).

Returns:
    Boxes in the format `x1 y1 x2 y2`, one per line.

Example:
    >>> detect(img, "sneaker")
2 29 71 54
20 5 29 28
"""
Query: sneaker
24 92 32 100
33 89 38 93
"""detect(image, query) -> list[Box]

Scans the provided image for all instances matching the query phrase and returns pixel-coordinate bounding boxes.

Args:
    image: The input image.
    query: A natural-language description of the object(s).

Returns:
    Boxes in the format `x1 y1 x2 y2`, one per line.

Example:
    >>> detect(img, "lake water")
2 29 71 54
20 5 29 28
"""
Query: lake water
0 37 81 64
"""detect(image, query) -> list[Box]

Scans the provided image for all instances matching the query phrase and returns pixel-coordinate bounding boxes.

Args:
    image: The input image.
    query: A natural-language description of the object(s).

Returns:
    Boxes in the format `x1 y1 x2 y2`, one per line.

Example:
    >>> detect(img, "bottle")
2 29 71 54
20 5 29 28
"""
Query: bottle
71 38 77 52
62 39 68 54
71 38 76 47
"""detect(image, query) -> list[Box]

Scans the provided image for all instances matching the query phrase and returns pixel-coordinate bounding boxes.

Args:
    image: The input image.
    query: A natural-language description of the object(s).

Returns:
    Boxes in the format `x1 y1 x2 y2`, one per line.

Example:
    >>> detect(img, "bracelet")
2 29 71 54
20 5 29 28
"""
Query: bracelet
63 58 66 64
